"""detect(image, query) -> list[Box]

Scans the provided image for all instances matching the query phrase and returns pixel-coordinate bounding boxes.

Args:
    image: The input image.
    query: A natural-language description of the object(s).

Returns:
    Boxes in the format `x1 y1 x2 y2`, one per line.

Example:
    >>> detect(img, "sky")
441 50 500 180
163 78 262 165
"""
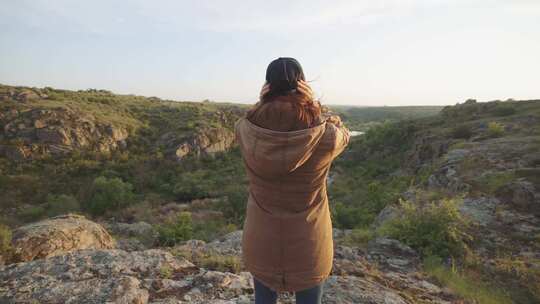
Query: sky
1 0 539 106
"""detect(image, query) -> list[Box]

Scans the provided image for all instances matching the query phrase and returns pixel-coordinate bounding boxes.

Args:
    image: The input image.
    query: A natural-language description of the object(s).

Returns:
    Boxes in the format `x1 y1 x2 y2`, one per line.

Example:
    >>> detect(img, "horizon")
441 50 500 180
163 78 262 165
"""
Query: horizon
1 1 540 106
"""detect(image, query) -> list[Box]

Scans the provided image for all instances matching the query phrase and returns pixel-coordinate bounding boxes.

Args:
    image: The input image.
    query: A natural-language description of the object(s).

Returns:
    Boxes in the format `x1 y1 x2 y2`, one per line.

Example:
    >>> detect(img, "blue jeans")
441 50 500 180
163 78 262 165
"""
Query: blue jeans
254 277 324 304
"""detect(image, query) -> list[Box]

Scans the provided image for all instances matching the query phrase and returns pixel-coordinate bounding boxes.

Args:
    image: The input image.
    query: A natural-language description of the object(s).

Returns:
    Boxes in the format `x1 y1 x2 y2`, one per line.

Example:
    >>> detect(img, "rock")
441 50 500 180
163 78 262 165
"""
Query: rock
0 249 196 304
372 204 399 228
408 135 449 168
207 230 243 255
495 180 538 214
444 148 470 164
34 119 47 128
367 238 419 273
459 197 499 226
198 271 253 290
1 106 129 160
106 124 129 141
36 127 72 145
116 238 148 252
106 221 157 238
0 144 31 161
162 128 235 161
322 275 407 304
10 214 115 262
15 90 40 102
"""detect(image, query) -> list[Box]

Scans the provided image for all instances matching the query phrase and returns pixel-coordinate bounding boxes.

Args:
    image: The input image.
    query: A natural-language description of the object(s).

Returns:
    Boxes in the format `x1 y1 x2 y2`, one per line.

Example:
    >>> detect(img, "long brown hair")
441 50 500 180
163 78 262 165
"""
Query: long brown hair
247 57 322 127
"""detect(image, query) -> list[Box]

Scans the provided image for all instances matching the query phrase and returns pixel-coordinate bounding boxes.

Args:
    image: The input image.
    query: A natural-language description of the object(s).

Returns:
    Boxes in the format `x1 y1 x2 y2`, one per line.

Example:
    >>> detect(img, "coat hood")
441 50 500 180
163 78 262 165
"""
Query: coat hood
235 117 327 177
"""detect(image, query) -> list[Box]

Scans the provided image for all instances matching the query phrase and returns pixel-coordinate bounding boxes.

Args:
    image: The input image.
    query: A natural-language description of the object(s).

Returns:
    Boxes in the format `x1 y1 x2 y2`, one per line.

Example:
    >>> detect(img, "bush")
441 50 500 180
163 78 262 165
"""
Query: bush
488 122 504 138
378 199 471 258
494 105 517 117
332 202 375 229
193 219 237 242
172 171 213 200
217 190 247 226
86 176 135 216
157 212 194 246
341 228 374 247
18 205 46 222
451 124 473 139
46 194 80 217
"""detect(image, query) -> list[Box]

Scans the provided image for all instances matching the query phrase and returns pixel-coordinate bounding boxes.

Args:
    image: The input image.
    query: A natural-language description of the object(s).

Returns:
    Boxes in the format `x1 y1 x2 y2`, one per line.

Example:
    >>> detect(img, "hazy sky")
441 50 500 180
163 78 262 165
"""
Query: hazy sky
1 0 539 106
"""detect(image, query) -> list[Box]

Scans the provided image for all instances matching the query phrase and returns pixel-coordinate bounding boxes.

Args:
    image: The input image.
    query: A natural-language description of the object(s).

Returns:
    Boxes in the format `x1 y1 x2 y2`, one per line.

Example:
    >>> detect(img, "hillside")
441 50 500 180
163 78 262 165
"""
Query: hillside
1 84 539 303
331 104 444 131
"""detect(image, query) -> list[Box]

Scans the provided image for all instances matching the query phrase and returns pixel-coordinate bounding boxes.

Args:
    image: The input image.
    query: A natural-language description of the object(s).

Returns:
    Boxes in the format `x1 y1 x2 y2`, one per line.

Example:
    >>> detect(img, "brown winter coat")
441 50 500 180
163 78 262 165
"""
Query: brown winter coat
235 100 350 292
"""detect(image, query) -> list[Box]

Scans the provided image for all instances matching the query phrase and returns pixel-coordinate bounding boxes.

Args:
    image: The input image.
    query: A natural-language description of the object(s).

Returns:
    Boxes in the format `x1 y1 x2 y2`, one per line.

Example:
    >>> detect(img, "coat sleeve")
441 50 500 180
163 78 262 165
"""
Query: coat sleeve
329 123 350 159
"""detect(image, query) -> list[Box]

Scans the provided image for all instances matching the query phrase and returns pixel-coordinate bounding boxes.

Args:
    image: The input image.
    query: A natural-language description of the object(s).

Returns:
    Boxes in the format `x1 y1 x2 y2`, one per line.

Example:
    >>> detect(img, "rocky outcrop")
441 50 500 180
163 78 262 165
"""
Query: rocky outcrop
0 249 197 304
407 134 449 169
1 216 461 304
0 107 129 160
10 214 115 263
158 127 235 161
366 237 420 273
496 180 539 215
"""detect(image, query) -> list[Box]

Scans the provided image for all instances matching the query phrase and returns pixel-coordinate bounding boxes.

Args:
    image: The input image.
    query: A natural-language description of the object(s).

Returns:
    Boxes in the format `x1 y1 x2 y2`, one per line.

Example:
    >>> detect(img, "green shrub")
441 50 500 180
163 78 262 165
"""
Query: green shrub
362 121 417 152
18 206 46 222
342 228 374 247
488 122 504 137
157 212 194 246
332 202 374 229
46 194 80 217
217 190 247 226
159 265 173 279
172 171 213 200
85 176 135 216
494 105 517 117
193 219 237 242
378 199 471 258
451 124 473 139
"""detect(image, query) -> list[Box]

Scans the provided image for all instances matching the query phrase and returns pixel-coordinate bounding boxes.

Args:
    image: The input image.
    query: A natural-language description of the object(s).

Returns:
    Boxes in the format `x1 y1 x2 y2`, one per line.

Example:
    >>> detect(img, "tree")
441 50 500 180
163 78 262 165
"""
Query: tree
86 176 135 216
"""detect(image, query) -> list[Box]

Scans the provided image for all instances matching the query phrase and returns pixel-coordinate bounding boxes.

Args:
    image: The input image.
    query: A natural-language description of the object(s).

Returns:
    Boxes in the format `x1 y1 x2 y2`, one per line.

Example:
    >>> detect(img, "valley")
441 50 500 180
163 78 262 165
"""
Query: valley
1 84 539 303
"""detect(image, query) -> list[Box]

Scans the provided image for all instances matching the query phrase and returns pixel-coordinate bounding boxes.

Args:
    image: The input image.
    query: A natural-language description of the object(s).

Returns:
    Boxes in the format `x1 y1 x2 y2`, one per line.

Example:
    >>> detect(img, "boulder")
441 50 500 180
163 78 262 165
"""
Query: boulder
163 128 235 161
323 275 407 304
15 90 40 102
10 214 115 262
207 230 243 255
0 249 196 304
367 238 419 273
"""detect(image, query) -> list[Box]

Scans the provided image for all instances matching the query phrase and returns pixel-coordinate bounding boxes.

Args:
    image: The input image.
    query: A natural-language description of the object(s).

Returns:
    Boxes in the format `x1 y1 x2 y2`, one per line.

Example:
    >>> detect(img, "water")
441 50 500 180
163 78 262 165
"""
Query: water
350 131 364 137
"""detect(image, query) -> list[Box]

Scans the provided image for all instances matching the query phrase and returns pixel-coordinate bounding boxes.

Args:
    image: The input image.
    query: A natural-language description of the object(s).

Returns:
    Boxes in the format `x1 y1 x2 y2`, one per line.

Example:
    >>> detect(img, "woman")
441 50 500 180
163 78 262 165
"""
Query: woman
235 57 350 304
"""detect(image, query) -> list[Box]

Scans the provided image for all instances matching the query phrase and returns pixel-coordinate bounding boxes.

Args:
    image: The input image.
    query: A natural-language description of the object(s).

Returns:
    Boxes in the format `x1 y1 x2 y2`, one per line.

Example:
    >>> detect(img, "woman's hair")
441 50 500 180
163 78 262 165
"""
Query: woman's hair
248 57 322 127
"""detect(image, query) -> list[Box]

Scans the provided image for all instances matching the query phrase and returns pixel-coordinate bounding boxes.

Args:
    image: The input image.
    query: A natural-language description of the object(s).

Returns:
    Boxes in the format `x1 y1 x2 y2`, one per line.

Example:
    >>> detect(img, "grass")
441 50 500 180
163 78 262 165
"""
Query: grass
475 171 515 195
173 248 242 273
424 256 513 304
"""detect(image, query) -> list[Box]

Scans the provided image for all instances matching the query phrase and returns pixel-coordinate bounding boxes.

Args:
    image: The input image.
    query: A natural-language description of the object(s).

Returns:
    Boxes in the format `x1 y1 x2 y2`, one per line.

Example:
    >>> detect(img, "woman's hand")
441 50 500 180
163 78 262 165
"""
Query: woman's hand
259 83 270 101
326 115 343 127
297 80 314 100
